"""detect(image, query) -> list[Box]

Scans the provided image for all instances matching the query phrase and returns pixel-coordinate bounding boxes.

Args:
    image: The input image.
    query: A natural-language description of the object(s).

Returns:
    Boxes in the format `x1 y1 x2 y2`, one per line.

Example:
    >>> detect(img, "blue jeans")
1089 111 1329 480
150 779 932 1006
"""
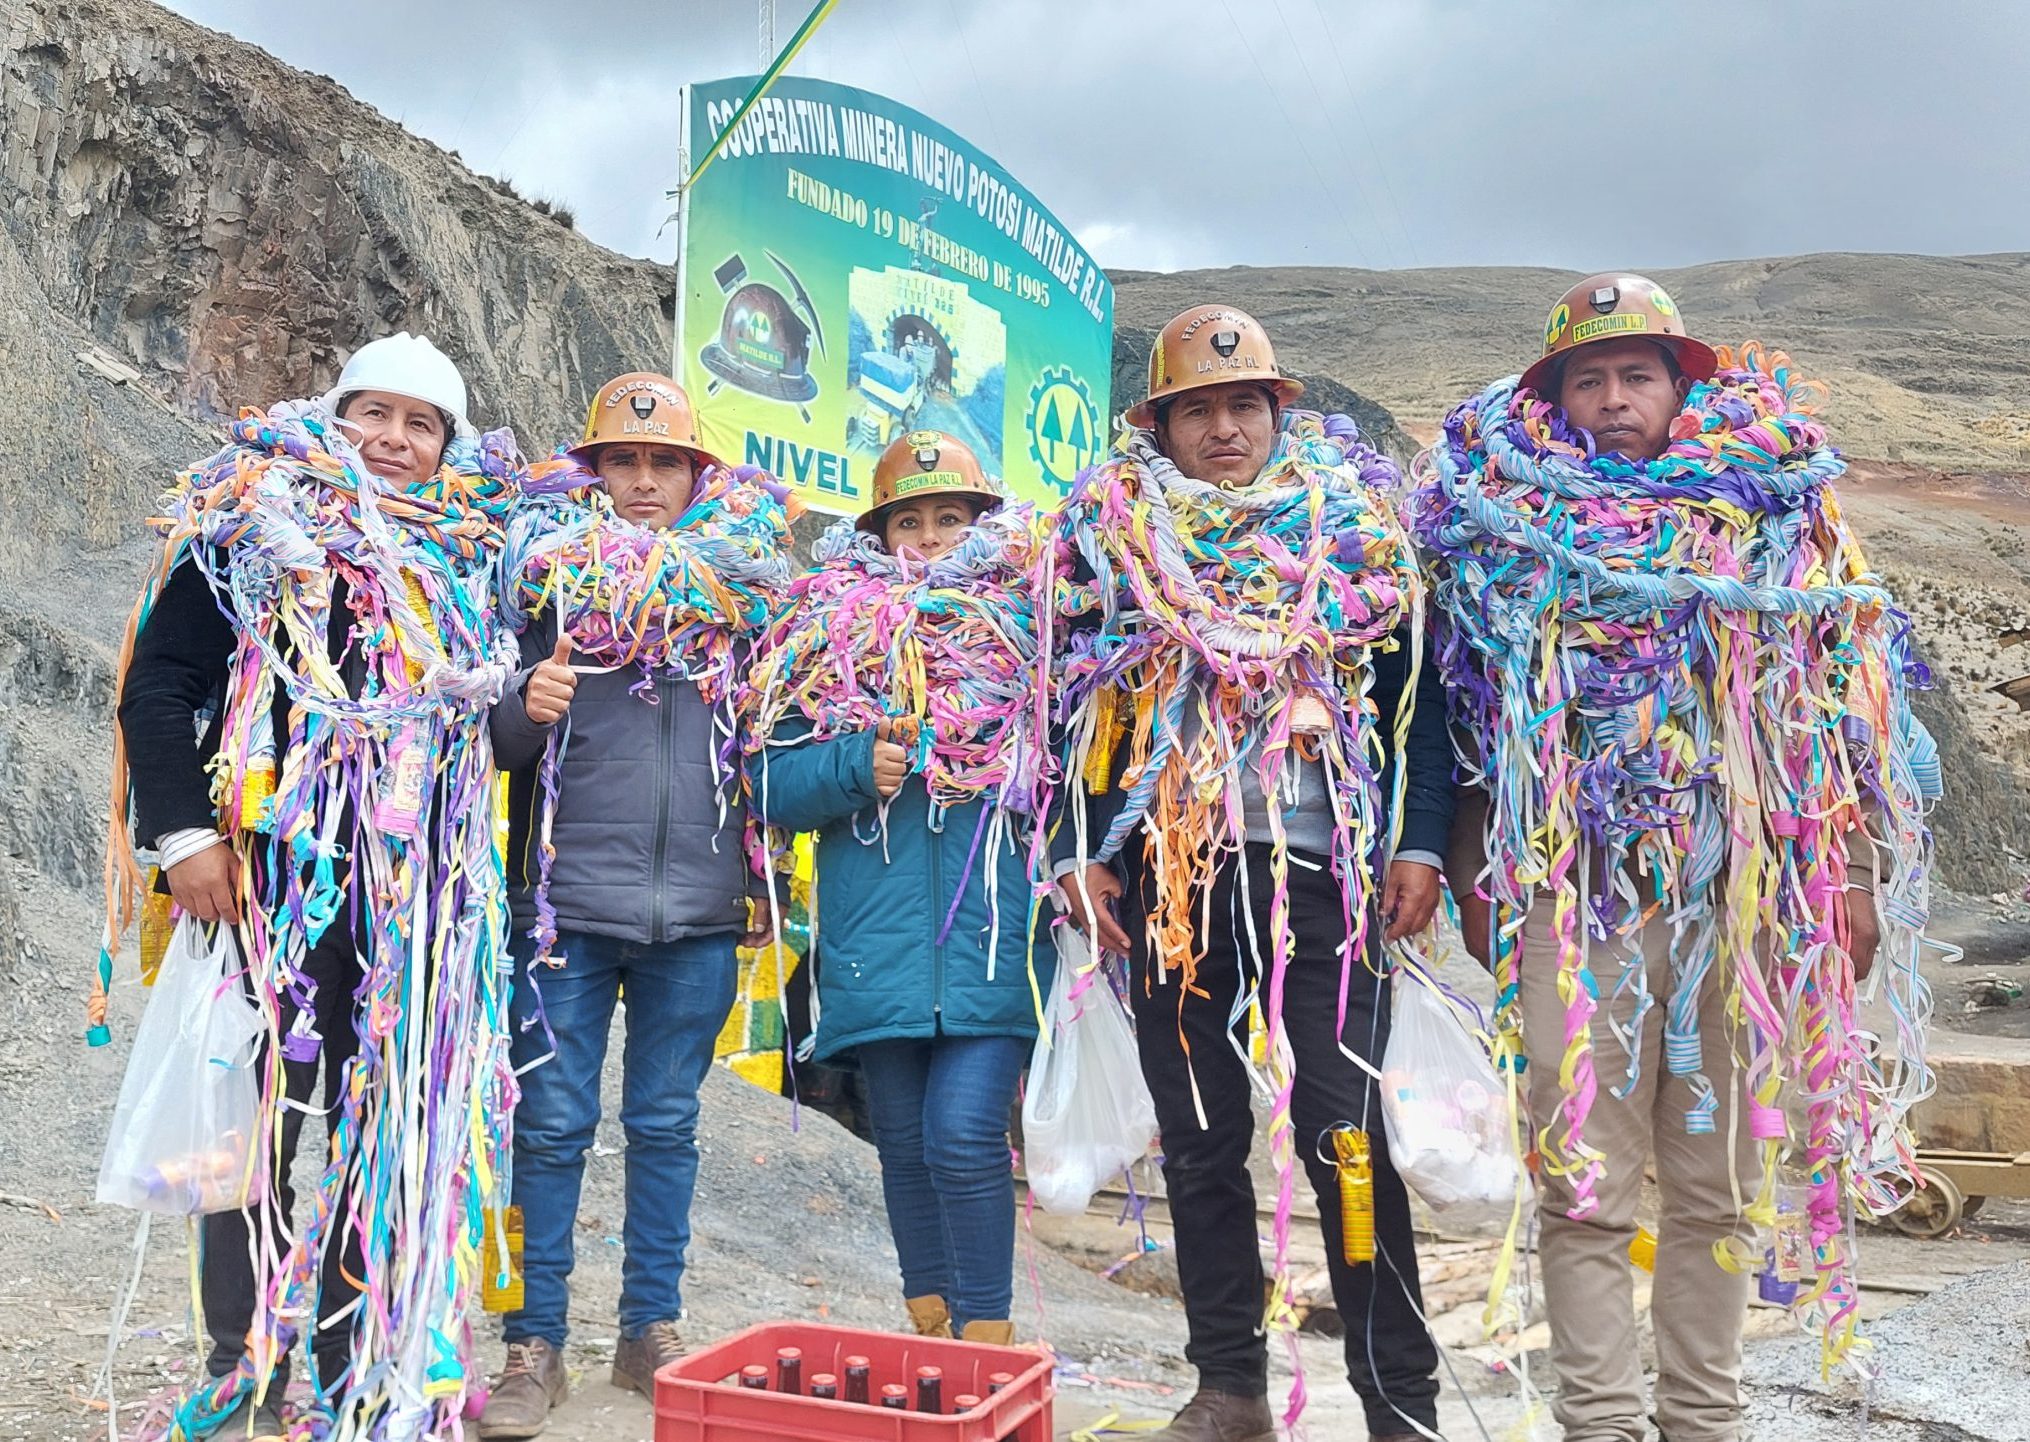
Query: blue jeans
505 928 737 1344
857 1035 1029 1330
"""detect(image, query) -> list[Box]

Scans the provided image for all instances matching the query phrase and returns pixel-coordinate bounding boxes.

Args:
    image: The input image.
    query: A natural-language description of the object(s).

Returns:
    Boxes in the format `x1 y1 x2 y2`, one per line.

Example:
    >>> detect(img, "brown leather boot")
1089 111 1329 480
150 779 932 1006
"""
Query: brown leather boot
905 1294 954 1338
1157 1388 1277 1441
959 1319 1015 1345
611 1320 686 1395
478 1339 568 1439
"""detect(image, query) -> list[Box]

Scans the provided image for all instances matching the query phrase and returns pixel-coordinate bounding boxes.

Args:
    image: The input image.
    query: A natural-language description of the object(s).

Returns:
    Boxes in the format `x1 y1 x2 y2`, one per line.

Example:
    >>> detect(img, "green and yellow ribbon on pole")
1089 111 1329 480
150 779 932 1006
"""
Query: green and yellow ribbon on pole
686 0 840 189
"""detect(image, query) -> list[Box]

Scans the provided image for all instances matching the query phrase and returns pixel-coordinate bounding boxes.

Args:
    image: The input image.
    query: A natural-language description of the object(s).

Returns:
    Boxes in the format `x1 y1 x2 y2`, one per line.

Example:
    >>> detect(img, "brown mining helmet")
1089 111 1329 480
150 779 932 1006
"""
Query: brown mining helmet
1520 273 1719 398
857 429 1002 534
566 371 724 471
1124 304 1305 428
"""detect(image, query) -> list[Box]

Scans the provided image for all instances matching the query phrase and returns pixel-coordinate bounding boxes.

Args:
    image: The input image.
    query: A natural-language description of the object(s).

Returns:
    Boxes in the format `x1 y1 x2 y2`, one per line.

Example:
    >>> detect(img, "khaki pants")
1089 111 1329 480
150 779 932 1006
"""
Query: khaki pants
1517 902 1760 1442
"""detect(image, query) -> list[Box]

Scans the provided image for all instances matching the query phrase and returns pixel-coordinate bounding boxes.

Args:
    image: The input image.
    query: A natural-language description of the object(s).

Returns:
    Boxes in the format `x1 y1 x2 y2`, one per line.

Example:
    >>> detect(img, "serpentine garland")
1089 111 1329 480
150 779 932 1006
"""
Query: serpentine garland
742 507 1046 985
498 454 798 967
1409 344 1937 1369
745 508 1047 809
1036 409 1421 1423
104 400 523 1438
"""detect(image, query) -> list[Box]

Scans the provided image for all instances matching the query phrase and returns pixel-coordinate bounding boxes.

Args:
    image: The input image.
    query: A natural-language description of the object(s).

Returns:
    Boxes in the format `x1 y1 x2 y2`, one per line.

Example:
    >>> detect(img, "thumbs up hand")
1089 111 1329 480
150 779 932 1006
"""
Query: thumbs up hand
524 632 580 726
870 717 910 798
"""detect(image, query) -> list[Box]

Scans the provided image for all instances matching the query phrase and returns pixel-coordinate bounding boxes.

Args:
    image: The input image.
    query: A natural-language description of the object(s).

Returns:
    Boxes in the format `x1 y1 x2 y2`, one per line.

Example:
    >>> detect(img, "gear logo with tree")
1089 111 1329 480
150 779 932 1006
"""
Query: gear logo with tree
1027 368 1099 494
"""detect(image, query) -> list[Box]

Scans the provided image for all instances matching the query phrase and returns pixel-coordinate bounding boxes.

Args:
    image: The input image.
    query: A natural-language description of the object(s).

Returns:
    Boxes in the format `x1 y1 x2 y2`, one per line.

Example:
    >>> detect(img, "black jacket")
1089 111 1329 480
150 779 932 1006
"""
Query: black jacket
118 555 363 849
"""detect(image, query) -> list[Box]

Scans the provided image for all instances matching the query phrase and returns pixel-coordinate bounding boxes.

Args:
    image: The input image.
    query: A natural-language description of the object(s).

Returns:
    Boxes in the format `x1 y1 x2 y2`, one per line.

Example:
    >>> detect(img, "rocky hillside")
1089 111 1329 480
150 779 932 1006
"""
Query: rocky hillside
0 0 668 624
0 0 684 997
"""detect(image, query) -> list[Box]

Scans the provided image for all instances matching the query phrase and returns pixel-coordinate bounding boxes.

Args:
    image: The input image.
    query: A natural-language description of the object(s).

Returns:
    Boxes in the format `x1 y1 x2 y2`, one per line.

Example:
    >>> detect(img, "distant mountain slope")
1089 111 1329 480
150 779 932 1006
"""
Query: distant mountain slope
1114 254 2030 470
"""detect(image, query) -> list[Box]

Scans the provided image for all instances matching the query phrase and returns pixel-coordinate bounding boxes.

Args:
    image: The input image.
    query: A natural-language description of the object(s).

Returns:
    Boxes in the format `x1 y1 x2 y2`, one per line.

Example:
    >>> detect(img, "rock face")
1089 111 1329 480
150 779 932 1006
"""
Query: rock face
0 0 671 451
0 0 686 967
1916 1031 2030 1153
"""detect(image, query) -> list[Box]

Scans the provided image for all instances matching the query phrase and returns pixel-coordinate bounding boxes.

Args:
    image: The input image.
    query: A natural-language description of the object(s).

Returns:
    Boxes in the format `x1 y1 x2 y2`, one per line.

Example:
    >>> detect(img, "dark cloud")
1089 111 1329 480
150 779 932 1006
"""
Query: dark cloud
165 0 2030 272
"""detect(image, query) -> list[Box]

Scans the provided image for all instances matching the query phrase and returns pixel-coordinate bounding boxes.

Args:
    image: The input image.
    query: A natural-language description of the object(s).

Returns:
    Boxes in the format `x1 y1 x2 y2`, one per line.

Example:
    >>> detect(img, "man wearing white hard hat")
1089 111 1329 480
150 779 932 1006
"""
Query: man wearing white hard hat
116 332 493 1430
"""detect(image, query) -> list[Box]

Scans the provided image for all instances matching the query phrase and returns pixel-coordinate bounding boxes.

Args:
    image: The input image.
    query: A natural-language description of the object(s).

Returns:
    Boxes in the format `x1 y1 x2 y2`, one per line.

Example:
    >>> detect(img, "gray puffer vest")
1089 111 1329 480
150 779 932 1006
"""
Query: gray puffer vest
493 614 753 944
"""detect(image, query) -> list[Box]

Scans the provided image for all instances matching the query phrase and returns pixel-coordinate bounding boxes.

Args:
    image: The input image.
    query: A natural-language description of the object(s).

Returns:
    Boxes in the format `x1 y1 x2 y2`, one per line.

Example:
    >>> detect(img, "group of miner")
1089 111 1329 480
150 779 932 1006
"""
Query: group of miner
111 272 1924 1442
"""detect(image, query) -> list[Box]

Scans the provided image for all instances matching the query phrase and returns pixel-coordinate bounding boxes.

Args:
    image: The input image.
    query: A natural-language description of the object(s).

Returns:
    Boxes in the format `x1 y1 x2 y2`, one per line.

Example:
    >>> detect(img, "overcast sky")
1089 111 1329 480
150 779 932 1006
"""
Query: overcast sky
164 0 2029 275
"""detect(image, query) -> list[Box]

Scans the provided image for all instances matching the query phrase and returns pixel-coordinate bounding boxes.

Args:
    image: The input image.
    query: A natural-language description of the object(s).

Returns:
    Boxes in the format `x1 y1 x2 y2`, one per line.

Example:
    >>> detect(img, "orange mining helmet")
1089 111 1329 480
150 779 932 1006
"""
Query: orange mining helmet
566 371 724 471
1520 273 1718 398
857 429 1002 533
1124 305 1305 428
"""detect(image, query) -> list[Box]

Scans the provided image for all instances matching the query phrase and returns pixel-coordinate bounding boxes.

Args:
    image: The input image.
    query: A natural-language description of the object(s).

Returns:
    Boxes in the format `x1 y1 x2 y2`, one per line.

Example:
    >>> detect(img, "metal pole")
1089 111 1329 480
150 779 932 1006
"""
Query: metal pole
759 0 776 68
670 86 691 386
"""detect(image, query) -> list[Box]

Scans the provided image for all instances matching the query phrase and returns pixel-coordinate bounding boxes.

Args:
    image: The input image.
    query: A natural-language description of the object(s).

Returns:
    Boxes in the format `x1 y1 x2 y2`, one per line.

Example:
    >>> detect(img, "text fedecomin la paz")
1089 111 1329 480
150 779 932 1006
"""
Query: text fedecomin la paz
703 94 1109 323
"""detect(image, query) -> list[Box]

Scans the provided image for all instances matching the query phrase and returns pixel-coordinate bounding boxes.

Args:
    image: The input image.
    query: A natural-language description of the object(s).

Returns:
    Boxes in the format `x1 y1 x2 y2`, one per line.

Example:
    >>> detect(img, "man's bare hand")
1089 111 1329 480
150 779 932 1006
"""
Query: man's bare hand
1381 860 1442 943
1059 862 1132 955
166 845 241 924
524 634 579 726
741 896 779 952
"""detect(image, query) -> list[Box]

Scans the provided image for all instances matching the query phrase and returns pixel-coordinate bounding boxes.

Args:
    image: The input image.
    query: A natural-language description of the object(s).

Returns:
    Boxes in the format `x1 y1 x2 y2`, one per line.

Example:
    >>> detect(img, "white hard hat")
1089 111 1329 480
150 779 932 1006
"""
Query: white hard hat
321 332 475 441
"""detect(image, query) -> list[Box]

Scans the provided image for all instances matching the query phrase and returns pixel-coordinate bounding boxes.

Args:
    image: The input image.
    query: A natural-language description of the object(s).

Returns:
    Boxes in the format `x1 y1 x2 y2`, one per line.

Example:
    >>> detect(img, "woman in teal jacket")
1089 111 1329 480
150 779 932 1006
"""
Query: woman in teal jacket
752 430 1050 1345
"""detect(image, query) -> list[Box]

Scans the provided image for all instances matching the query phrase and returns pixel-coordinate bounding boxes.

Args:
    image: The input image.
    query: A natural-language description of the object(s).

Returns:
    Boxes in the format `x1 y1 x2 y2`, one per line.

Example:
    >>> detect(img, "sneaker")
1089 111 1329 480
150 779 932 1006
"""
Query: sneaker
478 1339 568 1439
611 1320 686 1396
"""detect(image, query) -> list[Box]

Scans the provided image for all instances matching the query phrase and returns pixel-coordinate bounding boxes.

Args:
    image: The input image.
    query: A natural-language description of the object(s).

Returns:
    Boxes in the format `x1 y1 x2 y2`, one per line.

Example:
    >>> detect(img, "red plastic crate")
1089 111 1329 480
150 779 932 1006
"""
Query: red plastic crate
655 1321 1053 1441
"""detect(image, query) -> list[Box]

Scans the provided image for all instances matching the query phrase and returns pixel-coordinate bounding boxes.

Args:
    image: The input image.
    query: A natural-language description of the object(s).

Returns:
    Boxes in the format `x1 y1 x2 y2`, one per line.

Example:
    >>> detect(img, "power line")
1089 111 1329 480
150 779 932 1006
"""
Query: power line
1301 0 1423 268
1217 0 1378 270
1265 0 1404 270
944 0 1011 161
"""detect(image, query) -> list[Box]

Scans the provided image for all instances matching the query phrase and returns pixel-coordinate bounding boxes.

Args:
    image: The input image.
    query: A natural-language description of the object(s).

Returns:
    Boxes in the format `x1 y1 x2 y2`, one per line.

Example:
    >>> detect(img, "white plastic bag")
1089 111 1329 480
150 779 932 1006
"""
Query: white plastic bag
1021 927 1158 1215
97 918 264 1214
1380 966 1521 1232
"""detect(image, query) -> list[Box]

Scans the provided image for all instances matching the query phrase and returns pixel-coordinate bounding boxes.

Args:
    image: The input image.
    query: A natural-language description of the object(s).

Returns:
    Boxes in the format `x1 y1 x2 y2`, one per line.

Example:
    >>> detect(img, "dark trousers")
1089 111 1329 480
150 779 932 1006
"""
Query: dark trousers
202 917 365 1397
1125 844 1440 1434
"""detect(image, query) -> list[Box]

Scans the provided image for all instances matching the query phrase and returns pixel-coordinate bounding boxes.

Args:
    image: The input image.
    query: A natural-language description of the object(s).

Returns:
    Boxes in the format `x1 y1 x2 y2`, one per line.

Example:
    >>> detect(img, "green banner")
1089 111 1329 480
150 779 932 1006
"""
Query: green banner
677 75 1113 514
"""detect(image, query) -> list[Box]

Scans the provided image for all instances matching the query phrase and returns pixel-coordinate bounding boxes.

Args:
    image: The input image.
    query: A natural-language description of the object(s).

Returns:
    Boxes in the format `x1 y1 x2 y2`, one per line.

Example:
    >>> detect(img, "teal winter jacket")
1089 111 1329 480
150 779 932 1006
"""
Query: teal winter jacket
754 723 1053 1062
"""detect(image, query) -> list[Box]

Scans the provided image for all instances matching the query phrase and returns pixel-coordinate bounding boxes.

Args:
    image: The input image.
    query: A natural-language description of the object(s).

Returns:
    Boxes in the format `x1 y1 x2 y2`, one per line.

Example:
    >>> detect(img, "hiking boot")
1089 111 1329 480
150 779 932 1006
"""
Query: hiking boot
612 1320 686 1396
960 1319 1015 1345
478 1339 567 1439
1158 1388 1277 1442
905 1294 953 1338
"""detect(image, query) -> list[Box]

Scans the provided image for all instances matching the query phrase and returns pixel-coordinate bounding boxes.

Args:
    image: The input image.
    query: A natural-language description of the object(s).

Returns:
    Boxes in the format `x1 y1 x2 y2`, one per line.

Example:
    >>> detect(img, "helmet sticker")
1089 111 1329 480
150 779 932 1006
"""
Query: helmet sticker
891 470 969 497
1572 311 1649 343
1545 302 1572 350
